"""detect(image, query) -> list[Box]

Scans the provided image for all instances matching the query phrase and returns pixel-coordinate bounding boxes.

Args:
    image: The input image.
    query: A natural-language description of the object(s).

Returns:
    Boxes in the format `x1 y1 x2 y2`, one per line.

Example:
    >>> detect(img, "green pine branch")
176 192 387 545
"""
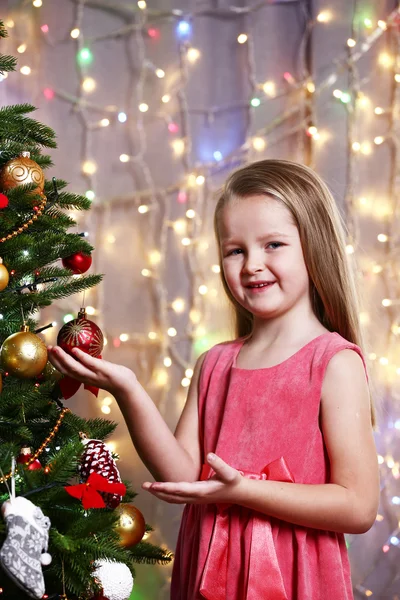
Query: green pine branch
0 105 57 148
0 21 17 74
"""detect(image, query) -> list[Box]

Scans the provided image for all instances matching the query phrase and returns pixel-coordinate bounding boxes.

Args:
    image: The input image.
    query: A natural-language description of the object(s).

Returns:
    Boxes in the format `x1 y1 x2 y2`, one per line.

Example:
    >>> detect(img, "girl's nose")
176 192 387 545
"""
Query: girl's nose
242 255 264 274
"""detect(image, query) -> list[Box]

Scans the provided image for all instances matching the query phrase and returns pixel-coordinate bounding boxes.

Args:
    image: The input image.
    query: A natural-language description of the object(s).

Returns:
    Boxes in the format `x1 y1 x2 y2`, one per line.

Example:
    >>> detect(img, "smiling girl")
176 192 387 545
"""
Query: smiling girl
48 159 379 600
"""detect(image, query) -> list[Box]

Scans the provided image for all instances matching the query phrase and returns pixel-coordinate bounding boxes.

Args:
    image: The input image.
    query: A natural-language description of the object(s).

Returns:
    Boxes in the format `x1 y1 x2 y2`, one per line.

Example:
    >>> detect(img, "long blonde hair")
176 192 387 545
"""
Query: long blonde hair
214 159 376 426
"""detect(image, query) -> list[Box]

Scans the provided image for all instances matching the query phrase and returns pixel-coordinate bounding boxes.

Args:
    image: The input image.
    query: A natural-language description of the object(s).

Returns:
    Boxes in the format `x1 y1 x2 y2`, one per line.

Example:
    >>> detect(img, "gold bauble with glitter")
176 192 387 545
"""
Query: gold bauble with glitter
0 259 9 291
40 360 63 382
115 504 146 548
0 325 48 379
0 151 45 194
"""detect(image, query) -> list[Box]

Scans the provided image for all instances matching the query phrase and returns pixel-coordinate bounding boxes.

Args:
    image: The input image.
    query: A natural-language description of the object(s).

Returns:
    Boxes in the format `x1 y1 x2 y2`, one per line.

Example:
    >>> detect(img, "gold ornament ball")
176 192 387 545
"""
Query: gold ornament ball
0 152 45 194
0 328 48 379
0 263 9 292
40 360 62 382
115 504 146 548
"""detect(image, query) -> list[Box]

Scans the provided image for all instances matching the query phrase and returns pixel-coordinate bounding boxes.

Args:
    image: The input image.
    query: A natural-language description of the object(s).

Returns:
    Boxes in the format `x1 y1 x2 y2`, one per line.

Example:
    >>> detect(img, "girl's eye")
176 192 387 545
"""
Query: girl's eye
227 248 242 256
267 242 283 250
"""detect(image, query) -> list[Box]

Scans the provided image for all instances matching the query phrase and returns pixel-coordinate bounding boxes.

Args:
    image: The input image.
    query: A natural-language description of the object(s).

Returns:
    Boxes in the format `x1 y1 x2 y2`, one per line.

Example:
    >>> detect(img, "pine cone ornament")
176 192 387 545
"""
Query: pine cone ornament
79 435 123 509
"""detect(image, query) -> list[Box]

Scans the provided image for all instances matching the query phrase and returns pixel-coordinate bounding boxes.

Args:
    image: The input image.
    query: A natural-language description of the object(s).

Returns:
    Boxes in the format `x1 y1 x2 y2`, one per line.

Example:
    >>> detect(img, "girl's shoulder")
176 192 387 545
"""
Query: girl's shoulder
317 331 368 381
199 338 241 371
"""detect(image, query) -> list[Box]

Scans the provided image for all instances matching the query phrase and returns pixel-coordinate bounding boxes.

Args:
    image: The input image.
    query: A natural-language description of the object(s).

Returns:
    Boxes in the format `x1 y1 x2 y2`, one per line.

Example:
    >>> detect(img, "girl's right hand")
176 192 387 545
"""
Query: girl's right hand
47 345 137 396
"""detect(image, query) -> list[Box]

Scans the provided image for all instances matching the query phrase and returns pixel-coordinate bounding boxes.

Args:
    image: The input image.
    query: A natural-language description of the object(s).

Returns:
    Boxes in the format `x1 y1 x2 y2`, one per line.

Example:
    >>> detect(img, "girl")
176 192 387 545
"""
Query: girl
48 159 380 600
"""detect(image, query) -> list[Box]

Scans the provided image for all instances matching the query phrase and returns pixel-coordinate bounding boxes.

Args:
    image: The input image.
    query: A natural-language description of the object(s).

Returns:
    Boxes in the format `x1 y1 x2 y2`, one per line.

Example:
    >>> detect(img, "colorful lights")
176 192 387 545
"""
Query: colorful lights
118 112 127 122
316 10 332 23
262 81 276 96
20 66 31 75
77 47 93 66
82 77 96 93
70 28 80 39
176 20 191 38
237 34 248 44
43 87 55 100
252 137 266 151
250 98 261 107
82 160 97 175
187 48 200 63
171 139 185 156
213 150 223 161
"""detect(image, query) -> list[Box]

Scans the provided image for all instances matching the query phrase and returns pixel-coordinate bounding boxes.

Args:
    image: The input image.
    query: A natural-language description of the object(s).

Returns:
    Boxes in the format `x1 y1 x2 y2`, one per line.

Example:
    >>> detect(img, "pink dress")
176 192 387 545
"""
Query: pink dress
170 331 368 600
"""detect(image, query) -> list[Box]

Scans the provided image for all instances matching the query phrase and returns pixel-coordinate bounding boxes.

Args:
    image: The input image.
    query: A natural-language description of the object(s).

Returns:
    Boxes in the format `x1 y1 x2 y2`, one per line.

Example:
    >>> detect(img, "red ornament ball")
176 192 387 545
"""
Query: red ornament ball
17 447 32 464
57 309 104 358
62 252 92 274
28 458 42 471
0 193 9 208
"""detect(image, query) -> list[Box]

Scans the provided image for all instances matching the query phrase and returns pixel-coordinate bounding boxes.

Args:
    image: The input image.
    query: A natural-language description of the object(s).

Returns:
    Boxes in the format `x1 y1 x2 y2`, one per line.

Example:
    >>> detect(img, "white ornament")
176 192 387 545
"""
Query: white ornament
92 559 134 600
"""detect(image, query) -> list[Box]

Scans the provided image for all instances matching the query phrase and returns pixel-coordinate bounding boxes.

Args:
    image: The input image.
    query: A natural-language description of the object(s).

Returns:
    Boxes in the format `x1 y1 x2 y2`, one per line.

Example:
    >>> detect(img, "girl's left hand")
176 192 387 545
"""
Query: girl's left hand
142 453 243 505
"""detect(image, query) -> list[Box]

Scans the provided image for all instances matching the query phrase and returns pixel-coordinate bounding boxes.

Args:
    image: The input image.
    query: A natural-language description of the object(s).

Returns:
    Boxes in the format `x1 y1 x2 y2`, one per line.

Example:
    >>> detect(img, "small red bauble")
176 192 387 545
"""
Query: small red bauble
17 447 32 464
62 252 92 274
57 308 103 357
0 193 9 208
28 458 42 470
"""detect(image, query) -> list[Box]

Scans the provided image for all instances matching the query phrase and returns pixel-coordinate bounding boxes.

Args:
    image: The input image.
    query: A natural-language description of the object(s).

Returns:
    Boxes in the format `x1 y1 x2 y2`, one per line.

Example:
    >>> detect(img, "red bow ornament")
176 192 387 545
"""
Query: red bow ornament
59 356 102 400
65 472 126 509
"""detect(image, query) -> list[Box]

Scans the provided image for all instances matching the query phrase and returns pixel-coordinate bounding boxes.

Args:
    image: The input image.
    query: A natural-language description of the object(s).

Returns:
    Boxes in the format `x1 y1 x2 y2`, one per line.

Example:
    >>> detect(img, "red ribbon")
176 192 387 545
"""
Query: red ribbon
199 456 294 600
65 472 126 509
58 355 102 399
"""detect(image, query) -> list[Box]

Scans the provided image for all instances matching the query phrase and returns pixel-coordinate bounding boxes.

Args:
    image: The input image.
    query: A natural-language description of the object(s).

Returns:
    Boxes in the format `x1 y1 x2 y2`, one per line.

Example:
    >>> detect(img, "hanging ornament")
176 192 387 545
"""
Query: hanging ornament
115 504 146 548
0 258 9 291
0 496 51 599
65 472 126 510
0 193 9 208
78 435 124 509
17 447 42 471
28 458 42 471
38 360 63 383
17 447 33 464
62 252 92 274
0 152 47 244
57 309 104 398
0 152 45 194
91 560 133 600
0 325 48 379
57 308 103 357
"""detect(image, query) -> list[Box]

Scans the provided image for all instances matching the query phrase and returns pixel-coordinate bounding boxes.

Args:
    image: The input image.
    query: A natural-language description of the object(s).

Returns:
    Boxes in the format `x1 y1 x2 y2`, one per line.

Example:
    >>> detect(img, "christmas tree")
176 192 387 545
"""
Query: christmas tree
0 20 172 600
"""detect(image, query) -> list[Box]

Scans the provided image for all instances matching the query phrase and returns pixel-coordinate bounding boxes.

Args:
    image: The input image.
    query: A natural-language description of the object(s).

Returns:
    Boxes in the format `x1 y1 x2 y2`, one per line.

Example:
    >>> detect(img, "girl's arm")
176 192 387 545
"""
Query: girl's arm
116 352 206 483
232 349 380 533
144 349 379 535
48 346 205 483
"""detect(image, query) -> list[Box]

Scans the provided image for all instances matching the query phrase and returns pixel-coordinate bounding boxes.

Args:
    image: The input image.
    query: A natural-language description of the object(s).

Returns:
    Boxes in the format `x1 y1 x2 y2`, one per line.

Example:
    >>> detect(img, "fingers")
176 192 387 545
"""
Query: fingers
47 346 97 381
207 453 239 483
141 482 187 504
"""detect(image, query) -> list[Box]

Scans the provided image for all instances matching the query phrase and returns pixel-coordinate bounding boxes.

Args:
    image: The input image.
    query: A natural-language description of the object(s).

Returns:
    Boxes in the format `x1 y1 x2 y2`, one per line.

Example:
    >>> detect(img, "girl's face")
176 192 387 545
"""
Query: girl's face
218 195 312 321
